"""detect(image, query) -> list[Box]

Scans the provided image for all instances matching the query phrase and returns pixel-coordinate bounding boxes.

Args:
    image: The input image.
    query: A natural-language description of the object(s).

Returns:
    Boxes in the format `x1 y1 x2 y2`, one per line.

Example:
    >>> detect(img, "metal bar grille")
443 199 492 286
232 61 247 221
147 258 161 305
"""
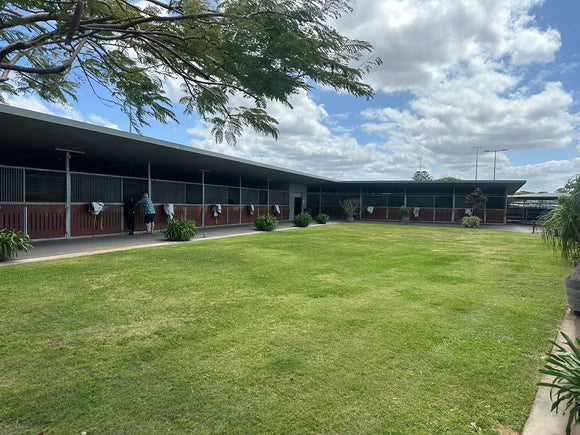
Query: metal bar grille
0 166 24 202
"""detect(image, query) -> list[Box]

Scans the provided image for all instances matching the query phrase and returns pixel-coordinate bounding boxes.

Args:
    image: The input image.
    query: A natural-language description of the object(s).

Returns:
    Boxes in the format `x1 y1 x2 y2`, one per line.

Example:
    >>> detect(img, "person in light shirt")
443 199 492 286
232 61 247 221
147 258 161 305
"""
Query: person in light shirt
137 193 156 234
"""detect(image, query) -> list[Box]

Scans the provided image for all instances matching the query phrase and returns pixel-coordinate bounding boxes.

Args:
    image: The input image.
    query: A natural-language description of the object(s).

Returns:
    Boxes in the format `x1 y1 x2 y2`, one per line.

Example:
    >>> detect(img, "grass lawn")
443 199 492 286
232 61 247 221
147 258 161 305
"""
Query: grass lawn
0 223 571 434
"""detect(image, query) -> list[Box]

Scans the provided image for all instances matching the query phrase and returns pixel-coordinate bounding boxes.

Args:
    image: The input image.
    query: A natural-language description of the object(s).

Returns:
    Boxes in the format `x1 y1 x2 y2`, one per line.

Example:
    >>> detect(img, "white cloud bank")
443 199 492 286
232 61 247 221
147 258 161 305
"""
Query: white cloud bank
185 0 580 191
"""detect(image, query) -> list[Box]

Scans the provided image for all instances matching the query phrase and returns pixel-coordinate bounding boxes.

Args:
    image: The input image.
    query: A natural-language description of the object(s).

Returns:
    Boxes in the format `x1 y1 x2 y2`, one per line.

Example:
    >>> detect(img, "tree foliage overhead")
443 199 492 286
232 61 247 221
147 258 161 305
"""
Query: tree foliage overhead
557 175 580 194
0 0 380 142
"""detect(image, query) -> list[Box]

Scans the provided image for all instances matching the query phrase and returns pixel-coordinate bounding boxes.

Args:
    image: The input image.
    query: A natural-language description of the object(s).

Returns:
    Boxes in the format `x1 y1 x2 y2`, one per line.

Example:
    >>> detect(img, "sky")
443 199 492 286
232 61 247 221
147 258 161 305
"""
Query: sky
4 0 580 192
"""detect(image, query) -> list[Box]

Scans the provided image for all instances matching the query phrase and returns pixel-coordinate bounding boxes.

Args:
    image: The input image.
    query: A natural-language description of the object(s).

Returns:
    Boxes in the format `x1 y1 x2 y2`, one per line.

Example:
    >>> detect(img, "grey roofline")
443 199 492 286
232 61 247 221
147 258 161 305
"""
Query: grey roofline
322 180 527 195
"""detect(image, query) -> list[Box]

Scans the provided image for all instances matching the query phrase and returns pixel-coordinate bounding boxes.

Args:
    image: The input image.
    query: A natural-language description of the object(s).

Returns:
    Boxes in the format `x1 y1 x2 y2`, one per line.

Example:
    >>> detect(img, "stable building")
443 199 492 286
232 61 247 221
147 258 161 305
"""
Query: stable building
0 105 525 240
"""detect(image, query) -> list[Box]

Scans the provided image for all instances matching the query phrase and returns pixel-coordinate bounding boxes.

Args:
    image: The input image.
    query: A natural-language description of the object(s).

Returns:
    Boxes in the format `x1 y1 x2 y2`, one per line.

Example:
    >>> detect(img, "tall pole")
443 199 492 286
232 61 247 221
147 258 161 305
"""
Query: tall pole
418 156 423 172
65 151 71 239
472 147 481 180
484 148 508 180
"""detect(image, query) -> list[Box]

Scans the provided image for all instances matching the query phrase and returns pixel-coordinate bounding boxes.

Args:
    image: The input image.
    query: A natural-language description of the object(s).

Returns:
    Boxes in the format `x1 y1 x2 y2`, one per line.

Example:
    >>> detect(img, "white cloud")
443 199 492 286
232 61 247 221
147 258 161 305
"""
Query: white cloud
337 0 560 92
87 114 120 130
504 158 580 192
4 94 122 130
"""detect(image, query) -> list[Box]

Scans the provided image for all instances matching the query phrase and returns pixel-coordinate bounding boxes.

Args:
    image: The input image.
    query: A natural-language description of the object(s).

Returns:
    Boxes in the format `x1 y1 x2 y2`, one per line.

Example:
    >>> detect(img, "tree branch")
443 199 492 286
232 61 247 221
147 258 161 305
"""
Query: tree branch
0 38 87 75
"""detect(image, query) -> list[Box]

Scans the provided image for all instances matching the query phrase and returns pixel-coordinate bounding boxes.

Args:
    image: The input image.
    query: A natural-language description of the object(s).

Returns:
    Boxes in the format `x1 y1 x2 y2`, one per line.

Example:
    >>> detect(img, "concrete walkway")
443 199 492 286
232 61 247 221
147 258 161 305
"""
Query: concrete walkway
3 222 298 264
2 220 574 433
522 309 580 435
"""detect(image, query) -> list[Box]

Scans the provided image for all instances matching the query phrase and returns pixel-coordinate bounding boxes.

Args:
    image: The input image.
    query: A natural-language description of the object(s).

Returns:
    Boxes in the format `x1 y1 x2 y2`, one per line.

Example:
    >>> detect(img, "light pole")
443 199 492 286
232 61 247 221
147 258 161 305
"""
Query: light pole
472 146 481 180
418 156 423 172
484 148 508 180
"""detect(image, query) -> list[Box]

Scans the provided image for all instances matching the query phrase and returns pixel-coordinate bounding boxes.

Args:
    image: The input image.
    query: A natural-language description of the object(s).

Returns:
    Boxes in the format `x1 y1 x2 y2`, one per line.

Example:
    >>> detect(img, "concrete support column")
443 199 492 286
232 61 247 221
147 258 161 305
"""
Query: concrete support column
65 152 71 239
201 170 206 227
147 161 152 196
359 186 363 220
503 187 508 224
451 187 456 223
267 179 271 215
23 168 28 236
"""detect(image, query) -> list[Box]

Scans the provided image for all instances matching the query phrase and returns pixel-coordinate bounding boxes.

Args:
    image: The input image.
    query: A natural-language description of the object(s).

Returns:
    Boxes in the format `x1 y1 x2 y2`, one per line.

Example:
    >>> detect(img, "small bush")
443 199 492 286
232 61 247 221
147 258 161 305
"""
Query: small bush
398 206 412 220
462 216 481 228
294 213 312 227
255 215 278 232
163 219 197 241
0 229 32 261
339 197 360 219
315 213 330 224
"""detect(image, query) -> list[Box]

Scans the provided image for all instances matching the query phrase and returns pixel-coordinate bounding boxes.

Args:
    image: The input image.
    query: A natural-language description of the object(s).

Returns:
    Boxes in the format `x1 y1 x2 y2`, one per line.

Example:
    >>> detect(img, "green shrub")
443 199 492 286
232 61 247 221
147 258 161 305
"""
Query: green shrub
539 332 580 435
0 229 32 261
339 197 360 219
255 215 278 231
398 206 412 220
294 213 312 227
163 219 197 241
462 216 481 228
315 213 330 224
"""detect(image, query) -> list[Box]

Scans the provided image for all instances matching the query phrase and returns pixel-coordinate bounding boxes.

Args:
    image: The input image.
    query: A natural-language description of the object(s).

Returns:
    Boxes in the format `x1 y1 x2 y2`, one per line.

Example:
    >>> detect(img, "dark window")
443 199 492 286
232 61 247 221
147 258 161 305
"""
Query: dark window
228 187 240 204
242 188 260 204
186 183 202 204
152 180 185 203
486 196 505 209
205 185 228 204
434 195 453 208
25 170 66 202
123 178 148 201
72 173 121 203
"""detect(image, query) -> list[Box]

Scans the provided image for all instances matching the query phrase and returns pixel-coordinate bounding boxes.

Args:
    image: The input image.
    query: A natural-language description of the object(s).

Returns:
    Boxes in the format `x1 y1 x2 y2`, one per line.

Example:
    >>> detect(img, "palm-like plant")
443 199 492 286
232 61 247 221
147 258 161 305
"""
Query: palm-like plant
339 198 360 220
539 332 580 435
162 219 197 241
0 229 32 261
540 190 580 264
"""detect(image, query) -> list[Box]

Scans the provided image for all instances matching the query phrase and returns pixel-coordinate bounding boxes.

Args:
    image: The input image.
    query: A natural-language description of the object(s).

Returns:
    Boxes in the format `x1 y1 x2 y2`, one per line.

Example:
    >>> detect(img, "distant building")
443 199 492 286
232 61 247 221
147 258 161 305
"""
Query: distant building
507 193 568 223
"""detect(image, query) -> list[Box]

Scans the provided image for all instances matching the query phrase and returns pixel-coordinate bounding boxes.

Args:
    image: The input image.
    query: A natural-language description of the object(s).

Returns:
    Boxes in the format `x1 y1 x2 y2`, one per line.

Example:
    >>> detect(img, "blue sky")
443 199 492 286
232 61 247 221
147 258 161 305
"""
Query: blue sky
4 0 580 192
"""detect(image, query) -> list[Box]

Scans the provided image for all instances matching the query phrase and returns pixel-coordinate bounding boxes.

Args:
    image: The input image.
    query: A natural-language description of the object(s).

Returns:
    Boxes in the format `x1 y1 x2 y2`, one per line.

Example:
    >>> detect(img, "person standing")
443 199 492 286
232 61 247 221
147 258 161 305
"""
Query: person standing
123 196 136 235
137 193 156 234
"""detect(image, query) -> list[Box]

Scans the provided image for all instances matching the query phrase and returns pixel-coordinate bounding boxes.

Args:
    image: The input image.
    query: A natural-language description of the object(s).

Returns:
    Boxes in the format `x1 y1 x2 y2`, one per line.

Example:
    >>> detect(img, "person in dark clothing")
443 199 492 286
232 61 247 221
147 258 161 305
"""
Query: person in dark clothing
124 196 136 235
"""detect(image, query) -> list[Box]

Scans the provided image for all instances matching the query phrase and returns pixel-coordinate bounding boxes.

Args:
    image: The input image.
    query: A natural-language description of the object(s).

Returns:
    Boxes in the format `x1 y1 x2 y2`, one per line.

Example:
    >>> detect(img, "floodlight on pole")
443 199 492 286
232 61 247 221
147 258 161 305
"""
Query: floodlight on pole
484 148 508 180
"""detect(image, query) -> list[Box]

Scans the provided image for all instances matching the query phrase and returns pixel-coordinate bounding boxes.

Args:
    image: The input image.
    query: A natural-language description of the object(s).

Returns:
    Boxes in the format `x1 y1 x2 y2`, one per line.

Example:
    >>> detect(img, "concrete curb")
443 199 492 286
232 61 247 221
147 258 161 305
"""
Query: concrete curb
522 309 579 435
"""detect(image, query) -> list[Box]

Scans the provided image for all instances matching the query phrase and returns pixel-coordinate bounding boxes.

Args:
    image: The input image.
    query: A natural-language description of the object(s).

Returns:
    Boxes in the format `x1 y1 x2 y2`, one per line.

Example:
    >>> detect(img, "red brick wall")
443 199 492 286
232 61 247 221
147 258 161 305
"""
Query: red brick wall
485 210 505 224
362 207 387 220
435 209 452 222
71 204 122 237
241 205 256 224
0 204 25 232
28 204 66 239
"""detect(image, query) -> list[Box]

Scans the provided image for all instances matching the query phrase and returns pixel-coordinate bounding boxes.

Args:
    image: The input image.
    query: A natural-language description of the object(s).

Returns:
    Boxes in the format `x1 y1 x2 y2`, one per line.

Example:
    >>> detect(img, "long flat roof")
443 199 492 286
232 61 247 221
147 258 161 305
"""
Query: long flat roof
0 104 525 194
0 104 335 186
